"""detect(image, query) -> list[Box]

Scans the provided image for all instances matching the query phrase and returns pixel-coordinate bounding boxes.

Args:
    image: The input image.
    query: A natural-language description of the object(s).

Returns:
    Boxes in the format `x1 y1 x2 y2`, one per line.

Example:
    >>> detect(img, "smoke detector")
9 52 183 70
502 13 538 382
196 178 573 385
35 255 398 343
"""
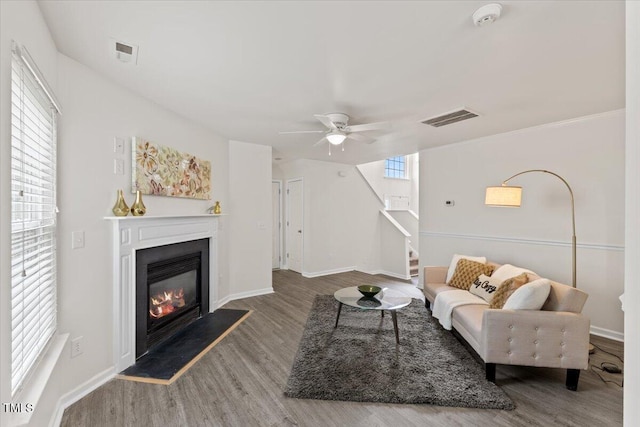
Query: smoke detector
472 3 503 26
109 38 139 64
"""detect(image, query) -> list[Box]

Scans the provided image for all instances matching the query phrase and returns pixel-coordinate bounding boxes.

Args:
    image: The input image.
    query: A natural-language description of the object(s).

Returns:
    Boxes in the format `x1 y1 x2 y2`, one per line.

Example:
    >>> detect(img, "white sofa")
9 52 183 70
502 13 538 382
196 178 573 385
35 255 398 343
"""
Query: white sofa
423 262 590 390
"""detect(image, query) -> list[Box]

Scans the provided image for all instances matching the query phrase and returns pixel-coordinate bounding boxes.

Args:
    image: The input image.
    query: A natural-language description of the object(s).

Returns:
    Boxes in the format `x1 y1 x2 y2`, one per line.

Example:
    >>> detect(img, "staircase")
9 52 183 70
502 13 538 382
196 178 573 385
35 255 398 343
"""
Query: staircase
409 249 419 277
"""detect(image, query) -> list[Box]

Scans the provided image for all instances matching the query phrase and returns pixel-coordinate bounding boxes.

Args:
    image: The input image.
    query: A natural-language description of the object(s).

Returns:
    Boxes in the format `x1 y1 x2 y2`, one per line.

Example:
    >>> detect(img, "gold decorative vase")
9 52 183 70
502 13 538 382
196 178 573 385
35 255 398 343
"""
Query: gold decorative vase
112 189 130 216
213 201 221 214
131 190 146 216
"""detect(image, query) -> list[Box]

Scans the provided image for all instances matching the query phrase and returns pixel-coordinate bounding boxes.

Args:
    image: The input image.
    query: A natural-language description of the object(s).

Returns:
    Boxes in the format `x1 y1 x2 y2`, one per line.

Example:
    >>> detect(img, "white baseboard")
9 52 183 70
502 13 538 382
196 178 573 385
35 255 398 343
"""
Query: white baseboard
49 367 115 427
363 269 411 281
590 325 624 342
302 266 356 278
215 287 274 308
48 287 274 427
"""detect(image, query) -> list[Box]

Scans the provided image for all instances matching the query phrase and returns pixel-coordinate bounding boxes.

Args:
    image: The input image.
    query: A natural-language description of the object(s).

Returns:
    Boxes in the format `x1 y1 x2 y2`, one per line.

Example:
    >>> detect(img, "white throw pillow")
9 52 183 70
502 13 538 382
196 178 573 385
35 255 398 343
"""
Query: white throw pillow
491 264 536 283
446 254 487 283
469 274 503 303
503 278 551 310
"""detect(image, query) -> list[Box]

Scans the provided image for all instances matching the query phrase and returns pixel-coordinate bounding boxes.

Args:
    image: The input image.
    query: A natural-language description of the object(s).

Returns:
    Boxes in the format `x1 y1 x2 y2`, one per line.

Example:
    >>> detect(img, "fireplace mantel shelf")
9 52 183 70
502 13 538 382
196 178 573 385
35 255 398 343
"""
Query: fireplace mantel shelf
104 214 226 221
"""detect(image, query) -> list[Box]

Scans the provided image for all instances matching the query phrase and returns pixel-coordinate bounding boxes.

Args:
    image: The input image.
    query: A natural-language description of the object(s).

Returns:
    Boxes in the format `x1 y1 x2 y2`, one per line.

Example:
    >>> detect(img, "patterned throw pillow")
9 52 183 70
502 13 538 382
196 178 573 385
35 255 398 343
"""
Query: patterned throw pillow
489 272 530 309
447 259 495 291
445 254 487 283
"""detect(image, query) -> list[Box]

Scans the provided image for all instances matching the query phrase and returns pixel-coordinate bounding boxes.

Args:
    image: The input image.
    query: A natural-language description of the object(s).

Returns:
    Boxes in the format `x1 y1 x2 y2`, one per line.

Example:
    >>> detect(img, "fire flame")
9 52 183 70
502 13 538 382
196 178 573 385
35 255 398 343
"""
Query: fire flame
149 288 186 319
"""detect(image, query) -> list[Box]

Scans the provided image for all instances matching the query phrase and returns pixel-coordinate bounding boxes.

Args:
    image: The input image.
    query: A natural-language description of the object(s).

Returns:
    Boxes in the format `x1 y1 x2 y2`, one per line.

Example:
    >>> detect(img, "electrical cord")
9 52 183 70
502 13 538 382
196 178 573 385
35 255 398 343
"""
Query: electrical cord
588 343 624 387
590 342 624 363
590 364 623 387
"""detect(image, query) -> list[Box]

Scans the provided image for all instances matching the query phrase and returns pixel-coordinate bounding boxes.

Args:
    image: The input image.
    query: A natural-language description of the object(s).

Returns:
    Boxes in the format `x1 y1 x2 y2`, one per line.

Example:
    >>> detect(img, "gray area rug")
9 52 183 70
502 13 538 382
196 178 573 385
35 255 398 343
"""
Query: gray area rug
284 295 514 410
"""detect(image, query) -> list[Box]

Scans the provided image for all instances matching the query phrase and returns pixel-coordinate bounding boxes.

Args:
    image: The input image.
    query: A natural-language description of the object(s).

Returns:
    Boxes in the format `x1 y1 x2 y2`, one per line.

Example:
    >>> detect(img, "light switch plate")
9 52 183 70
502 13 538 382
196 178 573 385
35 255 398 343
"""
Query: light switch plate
114 159 124 175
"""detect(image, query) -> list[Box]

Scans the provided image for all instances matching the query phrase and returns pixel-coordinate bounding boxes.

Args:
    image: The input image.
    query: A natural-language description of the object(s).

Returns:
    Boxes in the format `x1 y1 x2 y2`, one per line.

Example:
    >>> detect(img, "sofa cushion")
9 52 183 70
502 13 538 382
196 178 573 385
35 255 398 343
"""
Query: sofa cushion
424 282 459 304
489 272 529 309
447 259 495 290
503 278 551 310
446 254 487 283
451 304 486 353
469 274 504 303
490 264 535 283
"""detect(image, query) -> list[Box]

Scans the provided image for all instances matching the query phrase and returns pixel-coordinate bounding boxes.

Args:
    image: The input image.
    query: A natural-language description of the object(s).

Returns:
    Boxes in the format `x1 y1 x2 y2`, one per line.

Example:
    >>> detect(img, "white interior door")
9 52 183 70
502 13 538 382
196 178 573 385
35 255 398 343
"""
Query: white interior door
272 181 281 269
287 179 303 273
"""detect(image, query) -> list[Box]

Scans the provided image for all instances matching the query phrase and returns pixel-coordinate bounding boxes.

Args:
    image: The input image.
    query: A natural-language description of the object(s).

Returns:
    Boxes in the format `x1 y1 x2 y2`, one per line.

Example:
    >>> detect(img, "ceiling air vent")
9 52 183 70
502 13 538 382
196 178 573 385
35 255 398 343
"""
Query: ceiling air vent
110 38 138 64
421 109 479 127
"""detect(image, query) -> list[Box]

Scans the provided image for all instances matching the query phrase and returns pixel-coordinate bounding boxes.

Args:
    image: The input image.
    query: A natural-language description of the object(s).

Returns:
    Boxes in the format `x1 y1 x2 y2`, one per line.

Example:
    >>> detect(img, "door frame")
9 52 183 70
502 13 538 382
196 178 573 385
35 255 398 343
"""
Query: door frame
272 180 283 269
285 177 303 272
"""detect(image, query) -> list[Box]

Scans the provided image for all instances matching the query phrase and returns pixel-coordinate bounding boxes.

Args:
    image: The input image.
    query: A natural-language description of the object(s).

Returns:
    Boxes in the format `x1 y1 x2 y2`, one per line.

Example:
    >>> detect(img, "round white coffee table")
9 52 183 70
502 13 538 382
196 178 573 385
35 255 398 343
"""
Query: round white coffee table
333 287 412 344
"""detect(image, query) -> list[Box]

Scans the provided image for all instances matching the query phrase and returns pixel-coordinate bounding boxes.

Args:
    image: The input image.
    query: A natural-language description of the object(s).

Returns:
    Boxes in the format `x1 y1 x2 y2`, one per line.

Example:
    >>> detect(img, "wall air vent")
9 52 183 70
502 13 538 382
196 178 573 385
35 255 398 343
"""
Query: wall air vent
109 38 139 64
421 109 479 127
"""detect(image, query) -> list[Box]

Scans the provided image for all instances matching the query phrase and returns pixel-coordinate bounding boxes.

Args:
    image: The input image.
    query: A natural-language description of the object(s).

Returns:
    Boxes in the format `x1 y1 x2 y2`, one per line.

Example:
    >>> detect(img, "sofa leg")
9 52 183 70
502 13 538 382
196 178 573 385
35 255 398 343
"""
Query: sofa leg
485 363 496 382
566 369 580 391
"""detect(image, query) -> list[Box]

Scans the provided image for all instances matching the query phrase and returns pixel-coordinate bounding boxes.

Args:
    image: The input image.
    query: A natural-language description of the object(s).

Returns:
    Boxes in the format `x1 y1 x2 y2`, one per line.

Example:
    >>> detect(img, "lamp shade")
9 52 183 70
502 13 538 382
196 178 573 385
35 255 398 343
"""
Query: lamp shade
326 131 347 145
485 186 522 207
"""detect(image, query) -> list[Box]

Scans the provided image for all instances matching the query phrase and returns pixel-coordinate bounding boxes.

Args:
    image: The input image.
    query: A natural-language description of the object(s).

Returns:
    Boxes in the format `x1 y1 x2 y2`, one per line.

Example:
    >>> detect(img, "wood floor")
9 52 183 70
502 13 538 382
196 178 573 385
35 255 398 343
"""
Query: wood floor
61 270 624 427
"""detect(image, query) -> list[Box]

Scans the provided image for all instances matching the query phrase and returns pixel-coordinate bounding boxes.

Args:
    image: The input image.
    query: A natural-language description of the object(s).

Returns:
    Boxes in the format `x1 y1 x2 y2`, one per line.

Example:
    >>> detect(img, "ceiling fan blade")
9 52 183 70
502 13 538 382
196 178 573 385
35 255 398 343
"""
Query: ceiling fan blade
314 114 337 130
346 133 375 143
279 130 325 134
313 137 327 146
346 121 391 133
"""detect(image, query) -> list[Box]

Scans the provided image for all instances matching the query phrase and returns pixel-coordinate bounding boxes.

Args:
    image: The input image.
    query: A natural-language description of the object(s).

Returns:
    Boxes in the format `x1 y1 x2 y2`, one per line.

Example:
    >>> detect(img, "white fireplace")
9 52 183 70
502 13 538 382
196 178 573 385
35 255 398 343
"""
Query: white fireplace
105 215 219 372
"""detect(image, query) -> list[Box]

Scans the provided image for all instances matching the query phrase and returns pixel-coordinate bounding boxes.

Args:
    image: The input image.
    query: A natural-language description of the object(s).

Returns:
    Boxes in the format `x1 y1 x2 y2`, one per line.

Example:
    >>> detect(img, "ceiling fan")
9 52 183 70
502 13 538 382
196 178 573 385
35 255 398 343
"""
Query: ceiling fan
279 113 390 154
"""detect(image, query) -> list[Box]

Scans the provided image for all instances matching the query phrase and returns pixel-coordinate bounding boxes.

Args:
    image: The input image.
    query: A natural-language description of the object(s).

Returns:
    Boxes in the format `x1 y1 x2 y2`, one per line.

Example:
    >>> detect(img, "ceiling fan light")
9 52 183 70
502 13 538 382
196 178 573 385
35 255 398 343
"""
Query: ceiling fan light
326 131 346 145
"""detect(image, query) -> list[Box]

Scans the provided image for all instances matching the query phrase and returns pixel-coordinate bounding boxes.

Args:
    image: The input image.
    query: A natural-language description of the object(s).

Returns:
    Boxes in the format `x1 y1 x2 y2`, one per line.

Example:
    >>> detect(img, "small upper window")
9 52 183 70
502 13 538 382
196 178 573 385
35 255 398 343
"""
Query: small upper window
384 156 407 179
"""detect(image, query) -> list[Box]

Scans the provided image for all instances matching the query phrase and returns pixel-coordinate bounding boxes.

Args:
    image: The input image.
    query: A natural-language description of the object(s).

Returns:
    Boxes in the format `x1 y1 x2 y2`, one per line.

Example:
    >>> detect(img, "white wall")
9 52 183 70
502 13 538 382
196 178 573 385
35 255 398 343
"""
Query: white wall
272 163 284 181
389 210 419 254
357 153 418 210
624 1 639 423
419 110 625 339
278 159 384 276
409 153 419 214
24 53 232 427
0 2 60 426
228 140 273 298
379 210 410 279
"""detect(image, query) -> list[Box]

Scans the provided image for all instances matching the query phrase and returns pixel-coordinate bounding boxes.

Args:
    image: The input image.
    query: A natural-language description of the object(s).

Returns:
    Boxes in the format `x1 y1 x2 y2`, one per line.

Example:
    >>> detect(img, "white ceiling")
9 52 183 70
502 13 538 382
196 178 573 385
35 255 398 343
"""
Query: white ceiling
38 1 625 165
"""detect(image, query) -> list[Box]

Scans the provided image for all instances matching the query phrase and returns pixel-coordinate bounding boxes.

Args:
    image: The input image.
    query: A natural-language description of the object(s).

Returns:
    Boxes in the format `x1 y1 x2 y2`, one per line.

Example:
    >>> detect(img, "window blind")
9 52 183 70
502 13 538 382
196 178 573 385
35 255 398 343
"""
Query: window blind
10 46 58 396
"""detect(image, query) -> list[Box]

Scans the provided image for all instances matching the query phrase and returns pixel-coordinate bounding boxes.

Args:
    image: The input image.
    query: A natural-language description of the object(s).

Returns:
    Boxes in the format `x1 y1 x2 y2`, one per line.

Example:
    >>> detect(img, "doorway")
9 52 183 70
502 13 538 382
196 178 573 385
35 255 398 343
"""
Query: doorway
272 180 282 269
286 178 303 273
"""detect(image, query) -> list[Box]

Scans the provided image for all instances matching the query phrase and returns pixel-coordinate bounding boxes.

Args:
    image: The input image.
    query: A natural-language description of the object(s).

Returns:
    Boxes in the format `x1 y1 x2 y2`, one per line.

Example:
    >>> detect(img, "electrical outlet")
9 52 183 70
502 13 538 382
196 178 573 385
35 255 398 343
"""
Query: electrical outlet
445 200 455 207
114 158 124 175
71 336 83 358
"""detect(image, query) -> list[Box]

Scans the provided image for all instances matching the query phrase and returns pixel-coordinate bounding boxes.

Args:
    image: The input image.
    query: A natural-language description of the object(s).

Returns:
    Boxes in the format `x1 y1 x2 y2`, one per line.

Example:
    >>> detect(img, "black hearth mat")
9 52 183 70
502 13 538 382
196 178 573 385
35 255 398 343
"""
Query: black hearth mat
117 309 251 385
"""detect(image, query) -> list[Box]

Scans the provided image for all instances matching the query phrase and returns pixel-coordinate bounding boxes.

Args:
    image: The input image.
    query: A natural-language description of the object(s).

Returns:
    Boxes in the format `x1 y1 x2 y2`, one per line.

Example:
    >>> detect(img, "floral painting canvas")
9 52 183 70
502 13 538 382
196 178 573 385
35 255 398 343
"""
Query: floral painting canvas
132 137 211 200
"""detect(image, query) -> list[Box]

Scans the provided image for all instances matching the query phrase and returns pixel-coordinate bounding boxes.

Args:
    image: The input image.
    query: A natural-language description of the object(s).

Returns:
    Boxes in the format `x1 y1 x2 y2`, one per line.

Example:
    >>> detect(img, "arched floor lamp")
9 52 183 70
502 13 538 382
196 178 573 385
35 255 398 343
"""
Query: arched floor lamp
485 169 594 353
